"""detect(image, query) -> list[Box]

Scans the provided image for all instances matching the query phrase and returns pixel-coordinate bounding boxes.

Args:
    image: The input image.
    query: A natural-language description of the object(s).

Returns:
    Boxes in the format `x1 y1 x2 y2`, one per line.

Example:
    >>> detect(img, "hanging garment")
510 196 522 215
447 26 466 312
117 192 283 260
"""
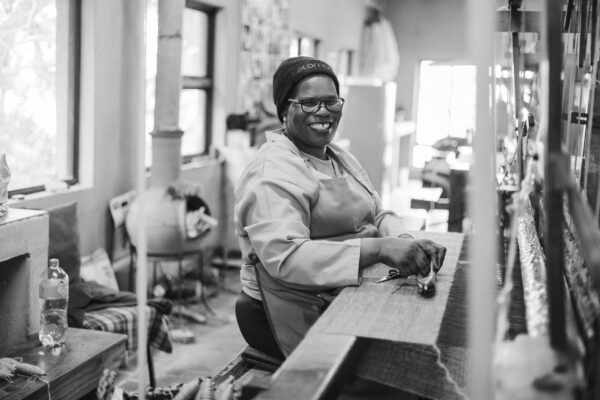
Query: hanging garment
359 17 401 81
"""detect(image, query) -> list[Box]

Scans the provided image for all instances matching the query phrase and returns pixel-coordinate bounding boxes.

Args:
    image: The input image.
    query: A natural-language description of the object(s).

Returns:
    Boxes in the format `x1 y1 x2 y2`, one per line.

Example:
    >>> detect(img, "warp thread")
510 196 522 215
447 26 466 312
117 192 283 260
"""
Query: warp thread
431 344 468 400
496 157 539 343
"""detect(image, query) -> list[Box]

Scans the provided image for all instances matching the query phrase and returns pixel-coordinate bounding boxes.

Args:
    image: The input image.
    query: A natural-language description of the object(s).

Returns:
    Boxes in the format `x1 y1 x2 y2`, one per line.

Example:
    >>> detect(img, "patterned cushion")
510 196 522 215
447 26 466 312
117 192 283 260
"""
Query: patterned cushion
80 248 119 291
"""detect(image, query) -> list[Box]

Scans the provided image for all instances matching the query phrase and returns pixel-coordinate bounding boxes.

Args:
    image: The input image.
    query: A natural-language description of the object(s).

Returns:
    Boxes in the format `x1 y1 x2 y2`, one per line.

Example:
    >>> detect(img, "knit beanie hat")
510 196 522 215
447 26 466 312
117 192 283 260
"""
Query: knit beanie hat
272 56 340 122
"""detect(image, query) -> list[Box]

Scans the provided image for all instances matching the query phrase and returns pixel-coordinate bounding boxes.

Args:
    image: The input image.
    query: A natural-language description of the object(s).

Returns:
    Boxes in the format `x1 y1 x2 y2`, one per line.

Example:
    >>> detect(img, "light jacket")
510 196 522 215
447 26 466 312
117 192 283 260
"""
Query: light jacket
234 130 405 355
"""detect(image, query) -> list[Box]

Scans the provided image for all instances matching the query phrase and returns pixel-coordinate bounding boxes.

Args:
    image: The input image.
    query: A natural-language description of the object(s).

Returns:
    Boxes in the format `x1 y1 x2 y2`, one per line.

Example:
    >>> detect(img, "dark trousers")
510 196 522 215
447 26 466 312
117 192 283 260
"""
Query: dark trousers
235 291 285 360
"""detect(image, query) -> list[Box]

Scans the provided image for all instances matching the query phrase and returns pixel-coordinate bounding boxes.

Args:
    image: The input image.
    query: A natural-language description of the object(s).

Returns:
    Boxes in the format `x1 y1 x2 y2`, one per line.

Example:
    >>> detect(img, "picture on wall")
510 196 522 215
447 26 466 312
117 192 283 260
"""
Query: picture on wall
237 0 290 115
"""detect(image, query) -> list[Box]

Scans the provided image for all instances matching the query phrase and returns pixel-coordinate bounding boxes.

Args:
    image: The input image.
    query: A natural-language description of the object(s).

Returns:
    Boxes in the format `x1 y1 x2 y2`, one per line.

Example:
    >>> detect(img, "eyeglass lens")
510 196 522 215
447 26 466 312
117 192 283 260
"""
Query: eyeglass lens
299 98 344 113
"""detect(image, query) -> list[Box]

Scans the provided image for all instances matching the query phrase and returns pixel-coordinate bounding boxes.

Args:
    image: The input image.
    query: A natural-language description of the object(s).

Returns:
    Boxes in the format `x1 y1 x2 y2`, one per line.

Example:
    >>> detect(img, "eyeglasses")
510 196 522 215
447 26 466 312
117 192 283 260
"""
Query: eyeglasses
288 97 345 113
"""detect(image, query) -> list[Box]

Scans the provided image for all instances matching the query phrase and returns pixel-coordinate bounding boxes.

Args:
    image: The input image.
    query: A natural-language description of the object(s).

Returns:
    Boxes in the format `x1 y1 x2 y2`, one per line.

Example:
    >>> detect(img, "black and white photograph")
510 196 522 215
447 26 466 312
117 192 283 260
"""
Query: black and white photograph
0 0 597 399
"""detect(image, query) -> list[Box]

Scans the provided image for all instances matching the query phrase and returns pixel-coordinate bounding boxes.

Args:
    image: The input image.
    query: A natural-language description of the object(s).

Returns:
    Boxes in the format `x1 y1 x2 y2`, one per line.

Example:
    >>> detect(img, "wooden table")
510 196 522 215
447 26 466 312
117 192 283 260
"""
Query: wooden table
256 231 468 400
0 328 127 400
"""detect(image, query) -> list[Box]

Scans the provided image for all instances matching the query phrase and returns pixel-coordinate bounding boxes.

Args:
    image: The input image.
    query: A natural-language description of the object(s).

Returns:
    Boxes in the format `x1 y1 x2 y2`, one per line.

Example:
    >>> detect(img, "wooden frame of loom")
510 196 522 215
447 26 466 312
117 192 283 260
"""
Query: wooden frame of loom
495 1 600 398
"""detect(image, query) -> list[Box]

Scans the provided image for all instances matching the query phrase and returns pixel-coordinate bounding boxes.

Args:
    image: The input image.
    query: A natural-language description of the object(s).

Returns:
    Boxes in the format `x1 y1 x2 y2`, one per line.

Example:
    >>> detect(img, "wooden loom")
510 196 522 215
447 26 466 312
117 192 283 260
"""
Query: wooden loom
494 1 600 399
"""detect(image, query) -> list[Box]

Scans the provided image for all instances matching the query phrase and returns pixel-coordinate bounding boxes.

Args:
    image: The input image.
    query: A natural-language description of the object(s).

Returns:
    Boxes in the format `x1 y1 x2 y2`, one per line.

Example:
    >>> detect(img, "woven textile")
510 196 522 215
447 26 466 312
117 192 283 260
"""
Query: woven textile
309 231 468 399
352 264 470 399
83 305 173 354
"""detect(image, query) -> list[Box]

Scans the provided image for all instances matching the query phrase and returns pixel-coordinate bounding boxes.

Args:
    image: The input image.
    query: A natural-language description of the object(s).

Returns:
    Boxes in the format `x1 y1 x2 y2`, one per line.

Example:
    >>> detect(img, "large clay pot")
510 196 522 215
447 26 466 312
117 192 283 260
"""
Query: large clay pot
125 186 205 255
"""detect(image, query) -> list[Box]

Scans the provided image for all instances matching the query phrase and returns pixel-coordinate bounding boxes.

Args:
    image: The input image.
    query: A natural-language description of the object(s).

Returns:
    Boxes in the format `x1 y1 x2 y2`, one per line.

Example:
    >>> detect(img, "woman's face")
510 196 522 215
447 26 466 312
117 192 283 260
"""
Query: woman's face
283 74 342 158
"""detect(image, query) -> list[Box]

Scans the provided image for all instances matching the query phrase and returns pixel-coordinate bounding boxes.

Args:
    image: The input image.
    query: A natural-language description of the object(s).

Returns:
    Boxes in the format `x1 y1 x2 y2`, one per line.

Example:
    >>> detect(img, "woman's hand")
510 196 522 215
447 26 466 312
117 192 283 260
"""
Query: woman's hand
378 237 430 276
414 238 446 272
360 237 447 277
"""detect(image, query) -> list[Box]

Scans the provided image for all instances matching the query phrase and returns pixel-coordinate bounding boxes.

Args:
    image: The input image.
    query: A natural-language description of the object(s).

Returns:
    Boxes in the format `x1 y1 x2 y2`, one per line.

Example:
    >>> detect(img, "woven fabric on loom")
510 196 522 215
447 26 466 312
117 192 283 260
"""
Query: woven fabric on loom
352 253 470 400
563 207 600 343
309 231 468 399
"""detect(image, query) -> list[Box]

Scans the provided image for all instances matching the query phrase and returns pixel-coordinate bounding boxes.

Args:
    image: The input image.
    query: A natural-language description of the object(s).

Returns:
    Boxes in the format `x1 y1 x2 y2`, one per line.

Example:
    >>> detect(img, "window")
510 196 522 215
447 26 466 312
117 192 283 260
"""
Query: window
145 0 216 166
413 61 476 168
289 34 319 57
2 0 81 195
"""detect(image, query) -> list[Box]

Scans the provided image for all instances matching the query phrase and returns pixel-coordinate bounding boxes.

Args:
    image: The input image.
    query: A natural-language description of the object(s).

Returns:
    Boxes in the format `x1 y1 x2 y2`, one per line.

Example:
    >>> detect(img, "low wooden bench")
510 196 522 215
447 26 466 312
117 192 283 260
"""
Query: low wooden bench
0 328 127 400
214 339 360 400
212 345 284 400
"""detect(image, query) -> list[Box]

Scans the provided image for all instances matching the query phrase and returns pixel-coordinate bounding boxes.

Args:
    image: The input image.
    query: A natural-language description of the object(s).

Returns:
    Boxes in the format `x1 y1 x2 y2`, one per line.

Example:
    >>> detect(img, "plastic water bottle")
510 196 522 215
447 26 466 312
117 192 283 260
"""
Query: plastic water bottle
39 258 69 347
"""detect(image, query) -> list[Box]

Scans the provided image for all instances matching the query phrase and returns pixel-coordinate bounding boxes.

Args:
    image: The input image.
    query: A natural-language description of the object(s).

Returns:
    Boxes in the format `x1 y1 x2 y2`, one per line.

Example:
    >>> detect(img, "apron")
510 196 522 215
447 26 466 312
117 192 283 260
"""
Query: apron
255 153 379 355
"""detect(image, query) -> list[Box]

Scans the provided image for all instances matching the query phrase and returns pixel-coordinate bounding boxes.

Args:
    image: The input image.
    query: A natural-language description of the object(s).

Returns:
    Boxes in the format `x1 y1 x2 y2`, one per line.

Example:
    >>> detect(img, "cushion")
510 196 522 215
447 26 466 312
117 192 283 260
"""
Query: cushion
47 201 81 283
80 248 119 291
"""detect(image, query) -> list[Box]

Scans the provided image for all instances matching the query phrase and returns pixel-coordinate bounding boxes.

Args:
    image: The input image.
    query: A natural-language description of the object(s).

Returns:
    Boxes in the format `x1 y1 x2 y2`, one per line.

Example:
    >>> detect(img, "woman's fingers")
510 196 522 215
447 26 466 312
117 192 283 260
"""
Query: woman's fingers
382 237 445 276
414 245 430 276
415 239 447 272
436 246 447 271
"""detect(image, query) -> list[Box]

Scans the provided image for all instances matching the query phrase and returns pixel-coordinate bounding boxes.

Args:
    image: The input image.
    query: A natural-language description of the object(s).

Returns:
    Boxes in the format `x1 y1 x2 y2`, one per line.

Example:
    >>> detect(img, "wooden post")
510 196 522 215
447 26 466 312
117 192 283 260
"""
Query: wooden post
542 0 567 351
468 0 497 398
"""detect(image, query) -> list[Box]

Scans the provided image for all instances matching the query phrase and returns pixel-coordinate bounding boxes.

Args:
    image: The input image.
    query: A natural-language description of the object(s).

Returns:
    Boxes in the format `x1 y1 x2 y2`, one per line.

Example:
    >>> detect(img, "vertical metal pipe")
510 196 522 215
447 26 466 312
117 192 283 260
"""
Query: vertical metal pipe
131 0 149 398
543 0 568 351
468 0 497 398
151 0 185 186
512 28 524 185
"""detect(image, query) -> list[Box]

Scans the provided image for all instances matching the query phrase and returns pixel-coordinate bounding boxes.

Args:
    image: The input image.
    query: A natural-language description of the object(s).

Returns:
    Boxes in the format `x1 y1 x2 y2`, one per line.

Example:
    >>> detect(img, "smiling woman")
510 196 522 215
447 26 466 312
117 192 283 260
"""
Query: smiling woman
232 56 447 359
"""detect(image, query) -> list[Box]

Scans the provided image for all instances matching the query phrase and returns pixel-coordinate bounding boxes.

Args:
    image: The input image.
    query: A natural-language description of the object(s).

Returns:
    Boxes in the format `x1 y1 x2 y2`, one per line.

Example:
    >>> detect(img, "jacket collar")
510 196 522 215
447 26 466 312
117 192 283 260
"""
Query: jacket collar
266 130 374 195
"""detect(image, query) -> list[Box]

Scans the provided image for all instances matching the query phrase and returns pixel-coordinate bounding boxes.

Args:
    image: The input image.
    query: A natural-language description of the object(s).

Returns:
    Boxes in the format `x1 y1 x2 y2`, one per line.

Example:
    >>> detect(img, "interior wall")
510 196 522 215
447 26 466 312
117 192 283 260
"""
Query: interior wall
10 0 391 258
385 0 469 119
289 0 366 67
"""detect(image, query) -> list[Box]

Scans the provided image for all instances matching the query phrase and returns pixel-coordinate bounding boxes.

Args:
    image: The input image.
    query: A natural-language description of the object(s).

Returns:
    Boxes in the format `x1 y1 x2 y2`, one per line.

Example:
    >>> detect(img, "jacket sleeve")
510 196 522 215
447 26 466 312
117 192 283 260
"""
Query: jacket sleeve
235 158 361 289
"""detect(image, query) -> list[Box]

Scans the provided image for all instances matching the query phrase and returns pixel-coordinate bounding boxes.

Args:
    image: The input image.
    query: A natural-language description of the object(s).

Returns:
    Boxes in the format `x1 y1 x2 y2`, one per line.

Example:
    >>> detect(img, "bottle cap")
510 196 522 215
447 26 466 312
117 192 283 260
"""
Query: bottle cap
49 258 59 267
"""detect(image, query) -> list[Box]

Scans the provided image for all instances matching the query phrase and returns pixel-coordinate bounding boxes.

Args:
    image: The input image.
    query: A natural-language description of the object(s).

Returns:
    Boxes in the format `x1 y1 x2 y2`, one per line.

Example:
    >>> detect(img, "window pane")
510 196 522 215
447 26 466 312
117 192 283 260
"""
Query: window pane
416 62 475 145
1 0 73 191
416 62 452 146
180 89 206 156
448 66 476 138
181 7 208 77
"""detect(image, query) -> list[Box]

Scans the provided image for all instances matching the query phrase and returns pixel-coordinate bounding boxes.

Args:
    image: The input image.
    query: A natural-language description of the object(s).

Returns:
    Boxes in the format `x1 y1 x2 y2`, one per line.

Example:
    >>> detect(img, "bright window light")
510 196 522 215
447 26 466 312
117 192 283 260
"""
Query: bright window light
2 0 79 193
413 61 476 168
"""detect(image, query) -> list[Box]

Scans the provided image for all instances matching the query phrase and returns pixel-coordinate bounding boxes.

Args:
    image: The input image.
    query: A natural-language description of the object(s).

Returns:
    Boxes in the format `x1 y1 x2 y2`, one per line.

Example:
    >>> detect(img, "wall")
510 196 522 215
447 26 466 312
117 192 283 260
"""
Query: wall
385 0 469 119
289 0 365 68
11 0 368 259
8 0 469 262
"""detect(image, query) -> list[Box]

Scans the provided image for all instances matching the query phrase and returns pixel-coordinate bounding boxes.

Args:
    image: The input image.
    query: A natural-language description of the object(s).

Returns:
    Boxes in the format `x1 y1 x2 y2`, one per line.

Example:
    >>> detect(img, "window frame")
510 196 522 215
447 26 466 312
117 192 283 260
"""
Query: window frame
289 33 320 58
181 0 217 162
7 0 82 197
